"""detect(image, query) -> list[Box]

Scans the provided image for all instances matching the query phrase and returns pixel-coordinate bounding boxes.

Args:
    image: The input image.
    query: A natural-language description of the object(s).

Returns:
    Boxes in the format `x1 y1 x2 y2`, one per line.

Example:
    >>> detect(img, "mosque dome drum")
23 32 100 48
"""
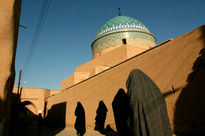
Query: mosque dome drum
91 16 156 58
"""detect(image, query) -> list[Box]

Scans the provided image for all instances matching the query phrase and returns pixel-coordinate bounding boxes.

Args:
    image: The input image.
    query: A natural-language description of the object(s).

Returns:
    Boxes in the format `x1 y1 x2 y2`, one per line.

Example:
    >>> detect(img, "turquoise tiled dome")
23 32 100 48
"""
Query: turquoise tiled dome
96 16 151 39
91 16 156 56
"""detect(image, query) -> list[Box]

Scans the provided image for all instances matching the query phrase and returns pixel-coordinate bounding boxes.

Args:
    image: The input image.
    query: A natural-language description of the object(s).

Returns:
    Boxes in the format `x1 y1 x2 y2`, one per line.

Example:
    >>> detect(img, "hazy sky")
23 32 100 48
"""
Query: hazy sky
15 0 205 90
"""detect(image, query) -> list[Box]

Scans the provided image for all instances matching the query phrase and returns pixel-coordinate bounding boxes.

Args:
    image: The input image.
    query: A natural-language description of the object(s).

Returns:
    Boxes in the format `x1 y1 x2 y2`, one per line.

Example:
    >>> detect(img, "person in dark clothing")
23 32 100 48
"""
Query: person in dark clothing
126 69 172 136
112 88 132 136
94 101 108 134
74 102 86 136
37 113 43 134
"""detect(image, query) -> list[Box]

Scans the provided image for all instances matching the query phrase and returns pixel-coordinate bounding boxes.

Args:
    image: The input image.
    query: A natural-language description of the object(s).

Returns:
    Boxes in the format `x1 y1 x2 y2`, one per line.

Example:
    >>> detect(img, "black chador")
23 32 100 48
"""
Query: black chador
126 69 172 136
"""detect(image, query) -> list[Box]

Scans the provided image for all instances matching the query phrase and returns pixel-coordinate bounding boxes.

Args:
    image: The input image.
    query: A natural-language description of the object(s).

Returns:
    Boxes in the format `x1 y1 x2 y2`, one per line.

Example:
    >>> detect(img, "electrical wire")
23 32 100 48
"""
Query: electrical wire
23 0 51 75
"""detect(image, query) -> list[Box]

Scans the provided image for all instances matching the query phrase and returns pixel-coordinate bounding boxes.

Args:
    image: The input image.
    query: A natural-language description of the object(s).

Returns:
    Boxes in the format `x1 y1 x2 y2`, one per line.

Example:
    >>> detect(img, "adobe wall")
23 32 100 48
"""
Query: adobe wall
61 45 128 89
126 44 149 58
76 45 128 72
61 44 148 90
61 75 74 90
76 44 149 73
0 0 21 135
13 87 60 115
50 90 61 96
93 45 121 58
13 87 50 114
47 25 205 133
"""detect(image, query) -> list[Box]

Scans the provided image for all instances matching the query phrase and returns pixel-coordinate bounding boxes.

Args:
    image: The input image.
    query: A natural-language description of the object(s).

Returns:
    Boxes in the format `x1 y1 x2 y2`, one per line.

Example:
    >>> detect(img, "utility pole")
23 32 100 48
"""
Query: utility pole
17 69 22 96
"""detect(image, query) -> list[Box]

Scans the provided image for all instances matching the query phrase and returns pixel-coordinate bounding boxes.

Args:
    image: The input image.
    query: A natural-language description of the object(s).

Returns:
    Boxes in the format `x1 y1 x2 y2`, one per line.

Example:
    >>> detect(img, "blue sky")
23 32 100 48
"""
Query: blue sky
15 0 205 90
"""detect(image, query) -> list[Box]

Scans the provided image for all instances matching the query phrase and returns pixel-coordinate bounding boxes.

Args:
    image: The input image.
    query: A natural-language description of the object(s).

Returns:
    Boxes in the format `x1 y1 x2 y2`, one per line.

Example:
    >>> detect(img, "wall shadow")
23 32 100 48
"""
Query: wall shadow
112 88 131 136
163 86 182 98
44 102 66 135
104 124 118 136
11 99 67 136
174 48 205 135
45 102 66 127
94 101 108 135
74 102 86 136
10 93 39 135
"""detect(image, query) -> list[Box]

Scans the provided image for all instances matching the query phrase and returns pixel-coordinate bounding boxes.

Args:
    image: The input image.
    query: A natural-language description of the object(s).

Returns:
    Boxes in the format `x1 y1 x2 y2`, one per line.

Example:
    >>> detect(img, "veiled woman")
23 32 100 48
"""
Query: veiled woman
126 69 172 136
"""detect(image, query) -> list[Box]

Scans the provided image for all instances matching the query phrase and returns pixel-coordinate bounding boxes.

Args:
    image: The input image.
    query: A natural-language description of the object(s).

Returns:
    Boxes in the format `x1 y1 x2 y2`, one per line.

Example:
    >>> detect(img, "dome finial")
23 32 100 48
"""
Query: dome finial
118 8 121 16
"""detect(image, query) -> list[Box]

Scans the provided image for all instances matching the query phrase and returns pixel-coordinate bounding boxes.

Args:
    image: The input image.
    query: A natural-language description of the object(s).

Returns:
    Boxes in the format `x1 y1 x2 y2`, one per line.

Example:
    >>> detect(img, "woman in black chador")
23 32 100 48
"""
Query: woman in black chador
126 69 172 136
94 101 108 134
74 102 86 136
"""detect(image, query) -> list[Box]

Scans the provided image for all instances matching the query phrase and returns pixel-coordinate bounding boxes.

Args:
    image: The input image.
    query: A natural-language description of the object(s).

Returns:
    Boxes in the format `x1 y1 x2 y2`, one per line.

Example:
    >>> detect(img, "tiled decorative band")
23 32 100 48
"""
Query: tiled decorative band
92 31 156 55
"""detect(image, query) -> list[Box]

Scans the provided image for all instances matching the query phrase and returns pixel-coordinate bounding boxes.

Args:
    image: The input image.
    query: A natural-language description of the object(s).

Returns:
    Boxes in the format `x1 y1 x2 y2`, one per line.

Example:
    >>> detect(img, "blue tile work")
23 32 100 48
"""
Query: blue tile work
92 32 155 54
96 16 150 39
91 16 156 55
